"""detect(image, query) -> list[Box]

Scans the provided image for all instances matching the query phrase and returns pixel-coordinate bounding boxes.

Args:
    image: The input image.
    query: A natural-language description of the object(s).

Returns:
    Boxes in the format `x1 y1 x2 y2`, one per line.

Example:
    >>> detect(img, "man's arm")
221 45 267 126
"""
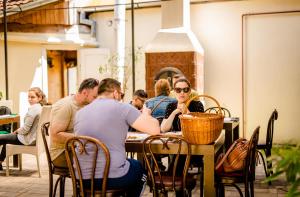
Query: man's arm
50 122 74 144
50 103 75 144
131 106 160 135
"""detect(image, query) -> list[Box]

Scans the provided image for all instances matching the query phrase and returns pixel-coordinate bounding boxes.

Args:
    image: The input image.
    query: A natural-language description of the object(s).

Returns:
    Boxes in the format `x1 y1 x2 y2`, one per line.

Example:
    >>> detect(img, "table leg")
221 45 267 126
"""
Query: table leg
12 122 19 167
233 125 239 141
204 154 215 197
224 127 233 151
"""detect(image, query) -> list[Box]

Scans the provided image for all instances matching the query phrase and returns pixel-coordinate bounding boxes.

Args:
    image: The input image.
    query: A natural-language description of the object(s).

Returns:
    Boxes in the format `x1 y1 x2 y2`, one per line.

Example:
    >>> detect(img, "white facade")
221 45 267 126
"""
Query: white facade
1 0 300 143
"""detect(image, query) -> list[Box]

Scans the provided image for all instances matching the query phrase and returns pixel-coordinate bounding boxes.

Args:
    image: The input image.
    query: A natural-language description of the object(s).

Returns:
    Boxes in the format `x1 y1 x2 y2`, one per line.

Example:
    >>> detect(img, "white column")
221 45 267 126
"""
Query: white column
114 0 126 88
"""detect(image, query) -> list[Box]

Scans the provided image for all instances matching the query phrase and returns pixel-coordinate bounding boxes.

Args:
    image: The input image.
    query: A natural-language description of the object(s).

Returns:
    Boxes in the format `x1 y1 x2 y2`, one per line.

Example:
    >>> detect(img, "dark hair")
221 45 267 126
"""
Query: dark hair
98 78 121 95
173 78 191 89
78 78 99 93
133 89 148 99
155 79 171 96
172 73 184 80
28 87 47 106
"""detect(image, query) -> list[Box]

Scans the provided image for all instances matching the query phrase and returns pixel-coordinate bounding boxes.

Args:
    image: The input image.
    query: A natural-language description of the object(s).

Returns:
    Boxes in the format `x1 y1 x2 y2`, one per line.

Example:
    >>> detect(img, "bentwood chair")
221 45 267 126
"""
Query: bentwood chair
65 136 126 197
143 135 197 197
41 122 69 197
205 107 231 118
215 126 260 197
257 109 278 178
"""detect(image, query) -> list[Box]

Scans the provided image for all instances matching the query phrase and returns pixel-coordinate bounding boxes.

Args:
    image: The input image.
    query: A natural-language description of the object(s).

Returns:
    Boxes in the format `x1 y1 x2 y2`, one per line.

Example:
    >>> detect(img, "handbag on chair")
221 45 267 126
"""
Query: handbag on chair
216 138 249 172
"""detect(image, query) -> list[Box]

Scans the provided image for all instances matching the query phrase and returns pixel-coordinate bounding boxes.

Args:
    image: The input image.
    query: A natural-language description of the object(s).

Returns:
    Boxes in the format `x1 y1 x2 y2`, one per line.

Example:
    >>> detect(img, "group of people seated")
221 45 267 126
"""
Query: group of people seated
0 73 204 196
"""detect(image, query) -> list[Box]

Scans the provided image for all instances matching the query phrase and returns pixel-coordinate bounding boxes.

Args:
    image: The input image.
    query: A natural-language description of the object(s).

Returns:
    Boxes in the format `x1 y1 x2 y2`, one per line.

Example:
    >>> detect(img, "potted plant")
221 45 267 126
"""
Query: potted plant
265 144 300 196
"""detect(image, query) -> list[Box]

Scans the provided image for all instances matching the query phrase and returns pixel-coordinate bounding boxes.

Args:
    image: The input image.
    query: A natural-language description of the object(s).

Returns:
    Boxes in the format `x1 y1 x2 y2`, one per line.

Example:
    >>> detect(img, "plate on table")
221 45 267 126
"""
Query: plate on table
163 131 182 136
126 132 149 141
224 117 239 123
0 114 12 119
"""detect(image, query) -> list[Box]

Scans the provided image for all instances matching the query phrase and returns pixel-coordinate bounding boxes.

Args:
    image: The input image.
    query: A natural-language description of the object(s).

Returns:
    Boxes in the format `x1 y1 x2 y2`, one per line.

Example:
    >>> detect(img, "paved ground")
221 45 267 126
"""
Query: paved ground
0 153 289 197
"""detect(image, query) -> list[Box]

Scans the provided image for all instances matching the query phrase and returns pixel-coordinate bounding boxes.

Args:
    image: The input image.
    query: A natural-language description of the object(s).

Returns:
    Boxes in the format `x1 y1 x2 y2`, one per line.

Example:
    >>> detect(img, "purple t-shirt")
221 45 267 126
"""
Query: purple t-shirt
74 98 140 179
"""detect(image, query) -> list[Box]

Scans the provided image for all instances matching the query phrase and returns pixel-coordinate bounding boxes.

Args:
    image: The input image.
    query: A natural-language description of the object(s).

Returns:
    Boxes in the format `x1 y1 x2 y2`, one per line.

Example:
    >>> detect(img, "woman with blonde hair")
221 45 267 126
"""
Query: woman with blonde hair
145 79 176 123
0 87 46 170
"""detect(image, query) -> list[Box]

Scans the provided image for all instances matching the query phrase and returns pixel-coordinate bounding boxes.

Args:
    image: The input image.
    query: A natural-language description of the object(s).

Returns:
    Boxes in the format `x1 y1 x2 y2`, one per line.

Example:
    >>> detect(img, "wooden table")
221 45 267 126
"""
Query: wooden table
0 115 20 126
223 119 239 151
0 115 20 167
126 131 225 197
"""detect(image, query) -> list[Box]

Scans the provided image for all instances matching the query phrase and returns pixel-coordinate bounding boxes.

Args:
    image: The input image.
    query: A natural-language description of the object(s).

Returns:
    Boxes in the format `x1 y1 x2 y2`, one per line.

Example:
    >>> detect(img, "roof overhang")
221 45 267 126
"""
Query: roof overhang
0 0 60 18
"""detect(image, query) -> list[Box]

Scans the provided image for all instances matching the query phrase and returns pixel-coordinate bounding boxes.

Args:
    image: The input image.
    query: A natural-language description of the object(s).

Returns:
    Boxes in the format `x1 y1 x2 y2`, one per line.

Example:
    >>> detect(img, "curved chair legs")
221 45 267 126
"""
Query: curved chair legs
53 176 66 197
49 173 53 197
257 150 269 177
232 183 244 197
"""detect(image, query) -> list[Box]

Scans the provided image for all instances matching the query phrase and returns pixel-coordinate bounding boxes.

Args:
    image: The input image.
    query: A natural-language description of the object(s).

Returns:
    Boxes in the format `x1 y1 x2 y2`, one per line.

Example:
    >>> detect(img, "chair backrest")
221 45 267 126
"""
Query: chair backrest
266 109 278 149
0 100 13 111
41 122 53 173
65 136 110 197
142 135 191 194
36 105 52 154
244 126 260 182
205 107 231 117
0 106 12 115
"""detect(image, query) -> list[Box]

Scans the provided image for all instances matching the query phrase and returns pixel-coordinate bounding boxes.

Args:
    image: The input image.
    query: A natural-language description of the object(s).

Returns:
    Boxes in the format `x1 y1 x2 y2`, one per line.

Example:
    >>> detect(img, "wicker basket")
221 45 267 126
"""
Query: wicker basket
179 95 224 144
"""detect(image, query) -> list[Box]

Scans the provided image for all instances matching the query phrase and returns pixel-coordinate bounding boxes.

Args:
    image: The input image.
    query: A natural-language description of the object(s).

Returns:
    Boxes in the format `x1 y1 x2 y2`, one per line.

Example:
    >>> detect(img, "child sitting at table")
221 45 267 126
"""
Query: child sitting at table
0 87 46 170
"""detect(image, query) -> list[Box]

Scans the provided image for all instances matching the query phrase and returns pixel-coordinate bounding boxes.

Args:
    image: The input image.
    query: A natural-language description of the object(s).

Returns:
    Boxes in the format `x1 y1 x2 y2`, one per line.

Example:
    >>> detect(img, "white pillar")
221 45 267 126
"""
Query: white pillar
114 0 126 88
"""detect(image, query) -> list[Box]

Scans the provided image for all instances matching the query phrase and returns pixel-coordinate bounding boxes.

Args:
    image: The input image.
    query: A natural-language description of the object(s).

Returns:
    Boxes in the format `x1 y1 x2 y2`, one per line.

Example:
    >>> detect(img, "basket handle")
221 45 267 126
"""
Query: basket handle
183 94 222 115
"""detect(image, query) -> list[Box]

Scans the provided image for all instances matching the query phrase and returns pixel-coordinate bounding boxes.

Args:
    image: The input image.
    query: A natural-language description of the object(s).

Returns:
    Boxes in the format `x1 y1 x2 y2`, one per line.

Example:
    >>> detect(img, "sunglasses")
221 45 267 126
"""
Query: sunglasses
174 87 190 93
137 97 146 103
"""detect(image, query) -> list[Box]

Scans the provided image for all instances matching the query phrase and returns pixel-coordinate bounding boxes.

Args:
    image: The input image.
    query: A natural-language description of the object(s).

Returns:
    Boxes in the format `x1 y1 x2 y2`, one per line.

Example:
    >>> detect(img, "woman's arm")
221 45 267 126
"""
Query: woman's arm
160 102 183 132
160 110 179 132
16 104 41 135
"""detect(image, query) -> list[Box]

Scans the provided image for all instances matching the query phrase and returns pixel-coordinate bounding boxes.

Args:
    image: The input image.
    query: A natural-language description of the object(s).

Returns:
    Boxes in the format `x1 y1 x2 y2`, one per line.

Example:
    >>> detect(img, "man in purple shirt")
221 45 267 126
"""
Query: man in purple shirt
74 78 160 196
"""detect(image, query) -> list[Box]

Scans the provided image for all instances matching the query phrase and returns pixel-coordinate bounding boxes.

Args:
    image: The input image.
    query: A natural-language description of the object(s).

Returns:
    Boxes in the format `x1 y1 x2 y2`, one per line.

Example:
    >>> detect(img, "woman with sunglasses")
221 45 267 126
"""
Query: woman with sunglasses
161 78 204 196
161 78 204 132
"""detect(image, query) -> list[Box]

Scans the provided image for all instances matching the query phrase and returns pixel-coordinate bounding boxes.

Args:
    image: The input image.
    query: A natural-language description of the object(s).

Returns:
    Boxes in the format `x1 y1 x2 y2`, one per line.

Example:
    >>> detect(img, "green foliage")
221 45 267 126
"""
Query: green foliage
0 91 2 100
265 144 300 196
98 47 143 92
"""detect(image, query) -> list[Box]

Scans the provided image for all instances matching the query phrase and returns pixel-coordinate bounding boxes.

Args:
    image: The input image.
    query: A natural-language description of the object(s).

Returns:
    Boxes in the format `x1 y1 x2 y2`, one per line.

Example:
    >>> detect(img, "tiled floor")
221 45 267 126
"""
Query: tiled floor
0 154 289 196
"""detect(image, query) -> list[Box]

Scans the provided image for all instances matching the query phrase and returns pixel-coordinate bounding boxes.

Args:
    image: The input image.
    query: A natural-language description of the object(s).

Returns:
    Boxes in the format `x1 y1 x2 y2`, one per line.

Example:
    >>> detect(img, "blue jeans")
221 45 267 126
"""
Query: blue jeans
83 159 147 197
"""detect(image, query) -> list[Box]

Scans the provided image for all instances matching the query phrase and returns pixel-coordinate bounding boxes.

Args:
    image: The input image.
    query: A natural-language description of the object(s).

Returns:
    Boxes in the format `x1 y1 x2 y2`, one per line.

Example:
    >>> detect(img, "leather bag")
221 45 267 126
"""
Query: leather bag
215 138 249 172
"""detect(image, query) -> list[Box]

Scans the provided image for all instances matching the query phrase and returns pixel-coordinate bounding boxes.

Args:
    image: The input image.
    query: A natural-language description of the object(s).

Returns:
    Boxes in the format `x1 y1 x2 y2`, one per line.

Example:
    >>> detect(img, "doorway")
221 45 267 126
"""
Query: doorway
47 50 77 104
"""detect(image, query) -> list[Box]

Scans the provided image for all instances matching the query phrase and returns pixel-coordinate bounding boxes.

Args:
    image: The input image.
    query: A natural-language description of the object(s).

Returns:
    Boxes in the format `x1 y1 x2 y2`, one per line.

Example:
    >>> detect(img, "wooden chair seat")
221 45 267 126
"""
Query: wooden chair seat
83 188 126 197
153 174 197 190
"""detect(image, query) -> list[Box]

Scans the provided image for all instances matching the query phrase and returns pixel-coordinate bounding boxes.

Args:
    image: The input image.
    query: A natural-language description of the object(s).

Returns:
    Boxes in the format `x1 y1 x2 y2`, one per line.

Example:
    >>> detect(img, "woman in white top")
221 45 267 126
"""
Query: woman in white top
0 87 46 170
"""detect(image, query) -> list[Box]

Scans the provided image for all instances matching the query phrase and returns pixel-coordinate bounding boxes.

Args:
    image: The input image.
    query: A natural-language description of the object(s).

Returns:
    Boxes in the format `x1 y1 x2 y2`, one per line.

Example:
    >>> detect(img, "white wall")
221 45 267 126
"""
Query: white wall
91 0 300 143
1 0 299 143
0 42 44 114
191 0 300 143
245 12 300 143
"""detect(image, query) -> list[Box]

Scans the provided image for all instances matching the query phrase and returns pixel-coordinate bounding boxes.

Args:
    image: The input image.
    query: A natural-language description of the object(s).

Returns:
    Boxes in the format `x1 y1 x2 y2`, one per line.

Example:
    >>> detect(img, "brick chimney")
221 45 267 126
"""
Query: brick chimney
145 0 204 98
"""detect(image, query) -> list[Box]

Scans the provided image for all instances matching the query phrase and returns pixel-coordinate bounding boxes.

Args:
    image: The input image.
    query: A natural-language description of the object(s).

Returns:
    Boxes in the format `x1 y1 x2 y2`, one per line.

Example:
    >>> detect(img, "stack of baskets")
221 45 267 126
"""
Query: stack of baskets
179 95 224 144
